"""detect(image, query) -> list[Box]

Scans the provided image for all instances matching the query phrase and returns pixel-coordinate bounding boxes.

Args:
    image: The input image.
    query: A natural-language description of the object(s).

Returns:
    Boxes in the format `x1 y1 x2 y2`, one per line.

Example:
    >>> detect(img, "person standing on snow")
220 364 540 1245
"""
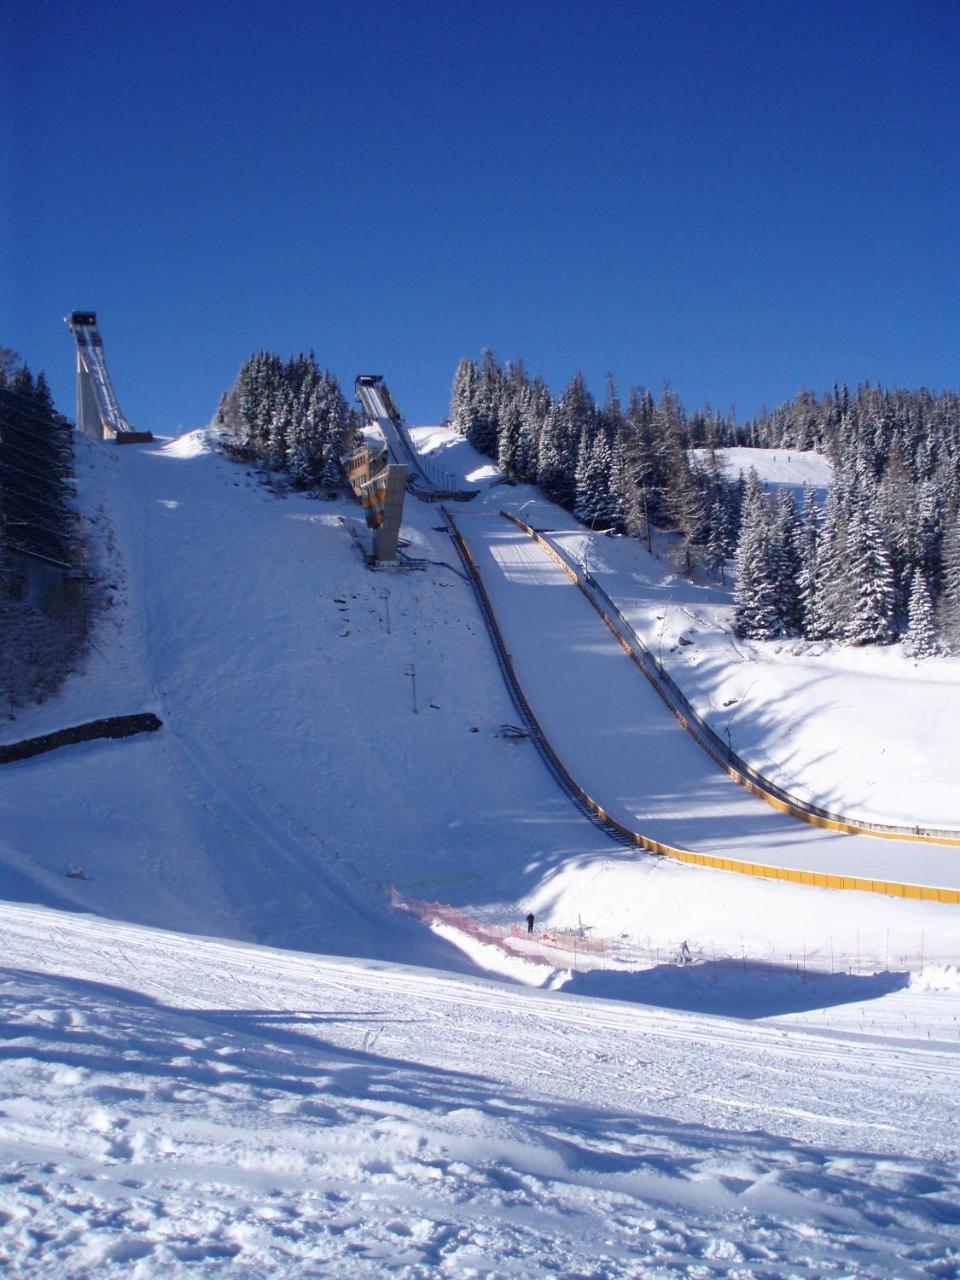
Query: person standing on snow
526 912 535 934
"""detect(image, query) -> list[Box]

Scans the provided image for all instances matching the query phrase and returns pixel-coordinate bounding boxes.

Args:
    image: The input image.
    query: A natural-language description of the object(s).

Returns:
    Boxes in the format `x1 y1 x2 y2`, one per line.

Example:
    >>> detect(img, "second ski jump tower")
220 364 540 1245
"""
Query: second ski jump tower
65 312 152 444
349 373 476 564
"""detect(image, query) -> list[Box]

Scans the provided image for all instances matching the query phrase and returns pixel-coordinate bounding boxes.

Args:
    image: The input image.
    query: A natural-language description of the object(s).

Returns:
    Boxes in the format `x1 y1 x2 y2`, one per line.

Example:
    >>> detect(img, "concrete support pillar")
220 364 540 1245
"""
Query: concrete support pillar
373 465 408 563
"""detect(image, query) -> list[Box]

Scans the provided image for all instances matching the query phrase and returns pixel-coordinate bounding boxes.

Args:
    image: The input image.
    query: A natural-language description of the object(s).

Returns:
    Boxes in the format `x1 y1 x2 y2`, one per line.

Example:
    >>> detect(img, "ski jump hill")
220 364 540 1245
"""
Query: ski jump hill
2 416 958 975
3 377 959 1277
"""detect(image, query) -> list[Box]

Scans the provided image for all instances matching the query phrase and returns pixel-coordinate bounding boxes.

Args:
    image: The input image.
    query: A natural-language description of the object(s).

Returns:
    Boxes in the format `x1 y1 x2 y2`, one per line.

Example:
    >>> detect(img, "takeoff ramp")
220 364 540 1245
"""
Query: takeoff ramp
456 511 960 900
355 375 472 499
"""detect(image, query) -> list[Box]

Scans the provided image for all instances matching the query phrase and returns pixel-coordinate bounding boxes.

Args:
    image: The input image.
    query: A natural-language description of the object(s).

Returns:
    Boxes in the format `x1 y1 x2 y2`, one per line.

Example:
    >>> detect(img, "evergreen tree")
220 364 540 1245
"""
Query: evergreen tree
449 358 479 438
705 496 730 583
537 401 576 508
733 470 778 639
795 486 820 637
769 489 802 634
469 349 502 456
937 518 960 651
906 568 937 658
574 430 617 528
877 438 916 611
515 383 547 483
844 497 896 645
32 371 54 411
808 479 851 640
497 398 522 478
220 352 347 490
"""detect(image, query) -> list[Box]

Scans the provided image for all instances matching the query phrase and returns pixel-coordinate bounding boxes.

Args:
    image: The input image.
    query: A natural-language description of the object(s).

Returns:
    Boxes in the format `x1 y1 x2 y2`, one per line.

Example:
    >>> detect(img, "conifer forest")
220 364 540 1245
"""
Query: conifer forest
213 352 355 490
0 350 86 710
448 352 960 654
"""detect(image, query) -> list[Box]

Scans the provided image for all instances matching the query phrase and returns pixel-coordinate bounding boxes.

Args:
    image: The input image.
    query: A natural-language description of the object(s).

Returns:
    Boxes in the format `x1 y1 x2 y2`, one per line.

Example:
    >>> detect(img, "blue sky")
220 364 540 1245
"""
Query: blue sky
3 0 957 431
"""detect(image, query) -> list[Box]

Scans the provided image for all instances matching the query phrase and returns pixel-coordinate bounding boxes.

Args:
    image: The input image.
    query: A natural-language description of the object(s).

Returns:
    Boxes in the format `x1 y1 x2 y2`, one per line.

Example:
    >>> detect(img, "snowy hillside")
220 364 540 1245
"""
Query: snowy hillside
2 423 960 1275
3 903 960 1278
501 447 960 830
695 446 833 499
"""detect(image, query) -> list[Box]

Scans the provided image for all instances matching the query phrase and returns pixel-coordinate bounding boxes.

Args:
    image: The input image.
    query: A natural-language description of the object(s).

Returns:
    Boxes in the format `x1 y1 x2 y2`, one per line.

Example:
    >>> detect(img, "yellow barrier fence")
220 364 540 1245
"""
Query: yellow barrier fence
503 512 960 853
449 511 960 905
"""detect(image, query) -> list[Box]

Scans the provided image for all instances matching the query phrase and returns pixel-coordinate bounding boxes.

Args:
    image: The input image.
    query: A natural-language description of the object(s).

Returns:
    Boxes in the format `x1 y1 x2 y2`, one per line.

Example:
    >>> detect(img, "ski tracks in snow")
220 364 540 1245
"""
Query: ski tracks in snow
1 903 959 1278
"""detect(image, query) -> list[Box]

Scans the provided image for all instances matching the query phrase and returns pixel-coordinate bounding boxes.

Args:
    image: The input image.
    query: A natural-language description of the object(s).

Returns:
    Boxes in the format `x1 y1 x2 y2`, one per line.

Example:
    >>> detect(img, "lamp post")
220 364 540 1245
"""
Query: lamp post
405 663 418 714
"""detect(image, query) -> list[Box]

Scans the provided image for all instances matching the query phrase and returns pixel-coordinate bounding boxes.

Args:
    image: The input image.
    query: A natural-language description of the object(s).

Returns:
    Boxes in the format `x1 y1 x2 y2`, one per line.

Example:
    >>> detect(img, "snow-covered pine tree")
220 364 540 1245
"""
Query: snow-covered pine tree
267 385 293 471
470 349 502 456
795 485 820 637
617 395 659 550
915 475 945 598
574 430 617 528
906 568 937 658
843 493 896 645
665 449 708 578
877 438 917 612
253 353 285 456
937 516 960 652
807 478 851 640
449 358 479 438
769 488 802 635
496 398 522 478
514 382 548 483
733 470 778 639
537 400 577 508
705 497 729 584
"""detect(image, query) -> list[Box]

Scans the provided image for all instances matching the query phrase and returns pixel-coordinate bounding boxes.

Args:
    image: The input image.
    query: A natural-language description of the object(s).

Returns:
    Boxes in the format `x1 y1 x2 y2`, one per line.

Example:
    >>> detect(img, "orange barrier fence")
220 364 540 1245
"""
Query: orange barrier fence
389 889 943 975
390 888 608 967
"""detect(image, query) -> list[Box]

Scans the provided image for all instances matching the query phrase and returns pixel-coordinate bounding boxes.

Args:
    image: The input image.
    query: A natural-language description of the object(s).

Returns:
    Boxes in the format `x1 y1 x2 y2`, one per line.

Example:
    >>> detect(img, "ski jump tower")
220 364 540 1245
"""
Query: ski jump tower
65 312 152 443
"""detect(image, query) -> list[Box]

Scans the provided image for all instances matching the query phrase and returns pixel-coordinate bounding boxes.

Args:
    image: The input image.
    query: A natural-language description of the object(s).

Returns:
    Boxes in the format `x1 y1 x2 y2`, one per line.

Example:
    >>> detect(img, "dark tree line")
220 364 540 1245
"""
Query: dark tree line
449 354 960 653
214 351 355 489
0 354 74 576
0 350 86 712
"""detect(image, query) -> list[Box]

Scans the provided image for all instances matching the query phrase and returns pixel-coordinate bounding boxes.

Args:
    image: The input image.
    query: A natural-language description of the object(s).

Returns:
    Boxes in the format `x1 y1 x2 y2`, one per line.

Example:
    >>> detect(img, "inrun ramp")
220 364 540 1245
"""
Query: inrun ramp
355 375 471 498
459 512 960 898
65 312 151 442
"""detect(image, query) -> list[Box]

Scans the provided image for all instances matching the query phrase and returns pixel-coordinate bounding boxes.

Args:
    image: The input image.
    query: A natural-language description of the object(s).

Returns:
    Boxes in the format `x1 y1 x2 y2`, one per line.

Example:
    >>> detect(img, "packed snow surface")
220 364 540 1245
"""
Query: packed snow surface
2 902 959 1278
458 512 959 887
2 424 960 1275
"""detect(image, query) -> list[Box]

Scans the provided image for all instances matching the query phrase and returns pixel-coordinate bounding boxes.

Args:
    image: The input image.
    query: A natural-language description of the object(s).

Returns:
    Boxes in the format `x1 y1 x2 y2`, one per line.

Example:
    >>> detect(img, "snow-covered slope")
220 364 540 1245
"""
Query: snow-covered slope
457 511 960 889
695 445 833 500
3 902 958 1278
3 423 960 1275
4 428 957 964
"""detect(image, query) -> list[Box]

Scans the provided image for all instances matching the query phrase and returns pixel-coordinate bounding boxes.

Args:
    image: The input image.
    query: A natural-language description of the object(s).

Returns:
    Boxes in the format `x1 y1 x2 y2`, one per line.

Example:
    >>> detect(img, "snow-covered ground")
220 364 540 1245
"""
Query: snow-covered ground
3 903 959 1278
2 424 960 1275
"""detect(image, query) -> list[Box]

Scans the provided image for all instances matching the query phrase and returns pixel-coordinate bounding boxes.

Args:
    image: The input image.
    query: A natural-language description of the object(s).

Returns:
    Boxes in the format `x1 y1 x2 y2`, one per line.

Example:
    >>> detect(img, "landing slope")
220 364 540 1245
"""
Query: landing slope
460 513 960 890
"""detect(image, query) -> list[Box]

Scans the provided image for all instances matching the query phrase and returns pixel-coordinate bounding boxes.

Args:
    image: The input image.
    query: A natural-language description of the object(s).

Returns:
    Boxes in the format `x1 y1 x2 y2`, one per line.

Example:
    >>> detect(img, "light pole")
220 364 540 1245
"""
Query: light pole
405 663 418 714
657 604 671 674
